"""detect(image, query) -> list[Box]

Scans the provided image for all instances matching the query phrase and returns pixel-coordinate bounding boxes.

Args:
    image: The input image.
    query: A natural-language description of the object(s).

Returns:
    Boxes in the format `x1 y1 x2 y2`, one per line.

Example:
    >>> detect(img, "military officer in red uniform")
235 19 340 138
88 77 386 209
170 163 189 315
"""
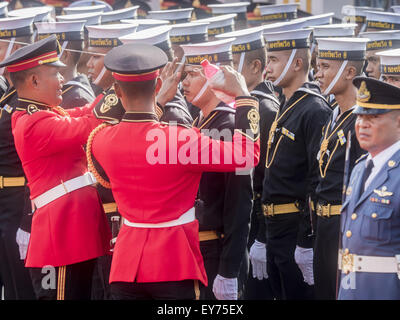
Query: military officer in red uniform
0 35 111 300
87 43 261 299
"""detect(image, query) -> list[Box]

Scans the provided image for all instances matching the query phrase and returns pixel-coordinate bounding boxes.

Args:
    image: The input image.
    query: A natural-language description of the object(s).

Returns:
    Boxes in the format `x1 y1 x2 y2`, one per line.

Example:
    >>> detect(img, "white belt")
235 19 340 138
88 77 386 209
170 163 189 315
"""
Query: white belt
33 172 97 209
124 207 195 228
339 250 400 278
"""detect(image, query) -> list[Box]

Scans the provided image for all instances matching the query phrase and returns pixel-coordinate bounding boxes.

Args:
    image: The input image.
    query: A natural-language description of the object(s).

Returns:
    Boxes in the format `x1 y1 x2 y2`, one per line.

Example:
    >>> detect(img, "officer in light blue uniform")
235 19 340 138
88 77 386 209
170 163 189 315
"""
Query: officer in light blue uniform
338 76 400 300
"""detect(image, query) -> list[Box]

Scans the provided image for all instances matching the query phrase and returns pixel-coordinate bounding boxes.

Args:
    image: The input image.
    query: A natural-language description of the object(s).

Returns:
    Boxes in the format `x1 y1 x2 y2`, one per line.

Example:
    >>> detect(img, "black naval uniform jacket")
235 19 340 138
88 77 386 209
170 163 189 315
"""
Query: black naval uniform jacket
60 74 96 109
193 102 253 279
262 82 332 248
0 86 26 233
159 89 193 125
313 105 364 300
315 106 364 206
249 81 279 245
0 75 8 97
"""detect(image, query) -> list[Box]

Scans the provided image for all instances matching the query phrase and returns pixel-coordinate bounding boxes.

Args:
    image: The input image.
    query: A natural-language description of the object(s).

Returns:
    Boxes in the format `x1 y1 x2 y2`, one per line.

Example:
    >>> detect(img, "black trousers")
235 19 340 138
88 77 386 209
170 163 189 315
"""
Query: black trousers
0 187 35 300
198 239 248 300
313 215 340 300
110 280 197 300
91 254 113 300
244 263 275 300
29 259 96 300
0 228 35 300
265 212 313 300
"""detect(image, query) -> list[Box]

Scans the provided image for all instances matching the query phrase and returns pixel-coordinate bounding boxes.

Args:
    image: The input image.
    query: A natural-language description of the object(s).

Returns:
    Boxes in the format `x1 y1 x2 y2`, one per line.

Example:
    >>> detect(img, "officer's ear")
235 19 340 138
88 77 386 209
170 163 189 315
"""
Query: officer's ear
251 59 262 74
155 77 162 95
114 81 123 99
30 72 40 88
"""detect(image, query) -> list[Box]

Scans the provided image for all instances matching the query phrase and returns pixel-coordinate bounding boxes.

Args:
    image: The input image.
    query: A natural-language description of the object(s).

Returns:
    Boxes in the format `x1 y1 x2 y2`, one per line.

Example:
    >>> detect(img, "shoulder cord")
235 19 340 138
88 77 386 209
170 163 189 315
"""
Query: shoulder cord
86 123 112 189
319 111 354 178
265 94 308 168
52 106 70 118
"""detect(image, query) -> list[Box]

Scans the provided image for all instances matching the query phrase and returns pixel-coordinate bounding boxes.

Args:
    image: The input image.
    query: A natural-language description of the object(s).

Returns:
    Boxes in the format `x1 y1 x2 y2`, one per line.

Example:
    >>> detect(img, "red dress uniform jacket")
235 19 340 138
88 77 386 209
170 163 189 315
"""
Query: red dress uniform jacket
91 97 260 285
11 97 111 268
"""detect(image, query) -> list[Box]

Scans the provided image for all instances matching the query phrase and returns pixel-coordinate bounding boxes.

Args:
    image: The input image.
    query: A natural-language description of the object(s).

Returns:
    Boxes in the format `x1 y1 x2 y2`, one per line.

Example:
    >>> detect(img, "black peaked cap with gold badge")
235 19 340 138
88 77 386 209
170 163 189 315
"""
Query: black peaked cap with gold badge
104 43 168 81
353 76 400 115
0 34 66 72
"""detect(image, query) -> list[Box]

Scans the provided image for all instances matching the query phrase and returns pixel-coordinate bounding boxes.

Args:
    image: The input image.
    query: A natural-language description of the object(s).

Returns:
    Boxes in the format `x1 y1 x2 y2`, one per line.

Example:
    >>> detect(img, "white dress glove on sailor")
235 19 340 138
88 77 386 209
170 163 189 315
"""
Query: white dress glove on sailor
16 228 30 260
249 240 268 280
212 274 238 300
294 245 314 286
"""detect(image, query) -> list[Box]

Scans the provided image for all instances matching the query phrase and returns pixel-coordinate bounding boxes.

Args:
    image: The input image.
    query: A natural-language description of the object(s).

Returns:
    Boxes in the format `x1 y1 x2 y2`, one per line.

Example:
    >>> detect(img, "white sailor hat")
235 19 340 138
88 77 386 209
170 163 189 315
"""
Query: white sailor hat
147 8 193 24
262 18 308 35
317 37 368 61
0 2 8 18
297 13 334 28
359 30 400 52
119 25 172 53
35 21 86 42
0 15 34 39
216 26 264 53
376 48 400 75
208 2 250 22
257 3 298 23
311 23 356 43
392 6 400 13
341 6 382 24
264 28 312 51
56 11 101 26
122 18 169 31
181 37 236 65
366 11 400 31
170 22 208 45
87 23 137 47
67 0 113 11
8 6 54 22
101 6 139 24
195 14 236 36
63 5 106 15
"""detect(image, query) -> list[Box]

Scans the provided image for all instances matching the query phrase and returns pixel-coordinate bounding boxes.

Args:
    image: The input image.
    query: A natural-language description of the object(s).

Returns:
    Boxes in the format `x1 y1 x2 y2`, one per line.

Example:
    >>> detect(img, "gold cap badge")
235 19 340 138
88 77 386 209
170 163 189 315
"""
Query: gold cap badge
357 81 371 103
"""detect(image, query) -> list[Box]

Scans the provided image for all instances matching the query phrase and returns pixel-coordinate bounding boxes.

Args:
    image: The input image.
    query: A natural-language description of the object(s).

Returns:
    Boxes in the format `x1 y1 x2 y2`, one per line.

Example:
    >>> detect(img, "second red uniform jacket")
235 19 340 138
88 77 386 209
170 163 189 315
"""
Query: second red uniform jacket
91 97 260 286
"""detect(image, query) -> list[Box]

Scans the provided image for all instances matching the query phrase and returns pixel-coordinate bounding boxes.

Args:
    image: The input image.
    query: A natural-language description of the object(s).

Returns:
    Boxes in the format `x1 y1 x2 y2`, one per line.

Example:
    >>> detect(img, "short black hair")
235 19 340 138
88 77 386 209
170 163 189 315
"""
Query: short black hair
244 47 266 72
348 60 365 76
63 40 84 66
116 78 157 99
9 67 36 90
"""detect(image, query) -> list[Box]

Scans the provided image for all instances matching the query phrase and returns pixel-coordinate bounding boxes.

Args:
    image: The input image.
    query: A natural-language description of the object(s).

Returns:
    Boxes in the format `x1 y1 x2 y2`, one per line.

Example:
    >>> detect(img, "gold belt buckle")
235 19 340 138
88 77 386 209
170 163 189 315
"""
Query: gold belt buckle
263 204 274 216
267 204 275 216
317 203 323 216
342 251 355 274
0 176 3 189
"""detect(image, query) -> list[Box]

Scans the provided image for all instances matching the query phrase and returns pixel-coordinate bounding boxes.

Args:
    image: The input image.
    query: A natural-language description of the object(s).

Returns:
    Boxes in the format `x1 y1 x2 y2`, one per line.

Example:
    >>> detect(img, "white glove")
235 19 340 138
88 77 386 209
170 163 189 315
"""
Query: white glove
249 240 268 280
294 245 314 286
16 228 30 260
212 274 238 300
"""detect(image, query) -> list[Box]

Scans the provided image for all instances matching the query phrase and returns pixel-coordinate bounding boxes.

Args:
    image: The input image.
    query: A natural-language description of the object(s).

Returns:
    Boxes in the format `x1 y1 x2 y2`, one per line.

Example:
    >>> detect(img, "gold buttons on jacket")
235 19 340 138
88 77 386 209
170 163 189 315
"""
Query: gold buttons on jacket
371 213 378 218
346 230 352 238
351 213 357 220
